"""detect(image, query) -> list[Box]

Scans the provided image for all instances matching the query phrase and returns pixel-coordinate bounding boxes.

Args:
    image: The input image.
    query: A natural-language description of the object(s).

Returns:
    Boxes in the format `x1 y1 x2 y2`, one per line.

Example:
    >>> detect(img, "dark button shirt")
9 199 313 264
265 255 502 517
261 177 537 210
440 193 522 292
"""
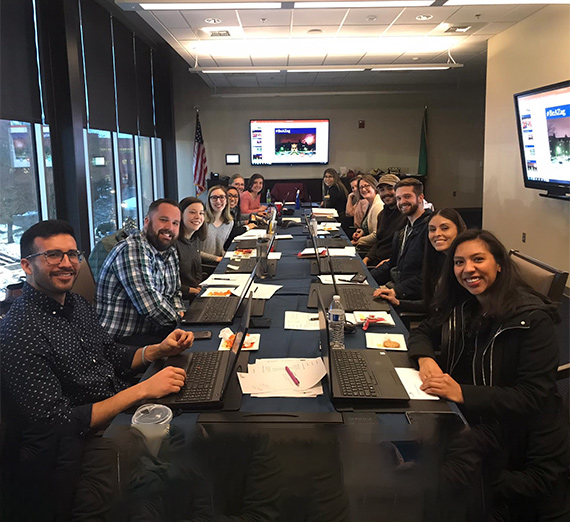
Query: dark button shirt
0 284 138 435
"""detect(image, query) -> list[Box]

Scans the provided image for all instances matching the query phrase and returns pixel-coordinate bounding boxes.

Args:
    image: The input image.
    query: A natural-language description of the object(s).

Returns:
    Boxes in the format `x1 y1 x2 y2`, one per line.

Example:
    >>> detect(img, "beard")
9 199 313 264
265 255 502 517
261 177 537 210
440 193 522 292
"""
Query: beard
146 222 176 251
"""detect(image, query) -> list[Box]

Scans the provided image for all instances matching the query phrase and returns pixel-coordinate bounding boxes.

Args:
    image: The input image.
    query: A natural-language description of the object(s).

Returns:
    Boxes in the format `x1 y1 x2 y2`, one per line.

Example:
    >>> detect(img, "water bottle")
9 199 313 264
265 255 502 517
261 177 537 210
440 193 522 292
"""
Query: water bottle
295 190 300 210
266 189 271 205
328 295 345 350
309 216 318 237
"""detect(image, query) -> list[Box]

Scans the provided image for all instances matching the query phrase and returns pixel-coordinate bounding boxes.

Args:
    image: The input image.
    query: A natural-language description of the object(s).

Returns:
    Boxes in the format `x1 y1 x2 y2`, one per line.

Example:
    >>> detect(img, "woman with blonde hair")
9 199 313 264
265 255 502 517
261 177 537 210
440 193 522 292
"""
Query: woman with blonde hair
351 174 382 249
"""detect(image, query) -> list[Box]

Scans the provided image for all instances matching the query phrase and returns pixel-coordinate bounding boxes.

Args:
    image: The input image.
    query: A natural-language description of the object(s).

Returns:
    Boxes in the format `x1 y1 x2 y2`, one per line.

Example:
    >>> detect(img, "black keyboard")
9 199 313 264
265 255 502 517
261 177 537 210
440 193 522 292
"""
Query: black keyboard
201 297 235 322
340 287 372 311
176 352 221 403
332 350 378 398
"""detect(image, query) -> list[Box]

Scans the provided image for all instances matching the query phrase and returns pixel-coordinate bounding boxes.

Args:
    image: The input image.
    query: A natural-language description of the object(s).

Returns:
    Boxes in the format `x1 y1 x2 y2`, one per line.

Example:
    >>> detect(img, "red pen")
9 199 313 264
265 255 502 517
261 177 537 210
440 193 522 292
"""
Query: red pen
285 366 300 386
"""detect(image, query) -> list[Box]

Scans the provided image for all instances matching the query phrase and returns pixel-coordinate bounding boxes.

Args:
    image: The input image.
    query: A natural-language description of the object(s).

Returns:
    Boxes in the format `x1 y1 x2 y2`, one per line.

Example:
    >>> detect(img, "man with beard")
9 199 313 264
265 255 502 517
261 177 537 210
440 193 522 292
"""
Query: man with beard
0 219 193 520
96 199 185 342
362 174 407 267
369 178 432 301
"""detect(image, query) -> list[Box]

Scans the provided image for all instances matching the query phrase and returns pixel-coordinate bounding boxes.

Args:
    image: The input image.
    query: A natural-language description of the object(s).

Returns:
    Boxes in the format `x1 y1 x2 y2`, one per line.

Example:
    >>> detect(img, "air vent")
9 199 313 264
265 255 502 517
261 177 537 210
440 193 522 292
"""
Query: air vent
210 30 231 37
445 25 472 33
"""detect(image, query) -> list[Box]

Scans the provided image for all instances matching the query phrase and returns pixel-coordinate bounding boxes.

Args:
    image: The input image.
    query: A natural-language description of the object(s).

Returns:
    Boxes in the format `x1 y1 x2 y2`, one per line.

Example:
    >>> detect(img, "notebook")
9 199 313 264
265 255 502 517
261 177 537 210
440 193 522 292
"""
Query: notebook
316 289 409 407
307 245 390 312
141 293 253 410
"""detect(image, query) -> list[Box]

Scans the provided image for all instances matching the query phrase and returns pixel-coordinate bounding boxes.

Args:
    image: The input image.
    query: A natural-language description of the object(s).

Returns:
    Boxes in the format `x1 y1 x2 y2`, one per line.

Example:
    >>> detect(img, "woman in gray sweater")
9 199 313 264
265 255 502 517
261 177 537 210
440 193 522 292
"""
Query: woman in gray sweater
199 185 233 264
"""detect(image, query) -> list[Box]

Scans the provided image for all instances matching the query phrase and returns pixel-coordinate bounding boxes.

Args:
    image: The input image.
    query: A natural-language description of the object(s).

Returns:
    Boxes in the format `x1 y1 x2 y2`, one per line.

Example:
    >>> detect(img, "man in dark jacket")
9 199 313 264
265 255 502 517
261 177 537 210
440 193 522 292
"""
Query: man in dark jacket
370 178 432 301
362 174 407 267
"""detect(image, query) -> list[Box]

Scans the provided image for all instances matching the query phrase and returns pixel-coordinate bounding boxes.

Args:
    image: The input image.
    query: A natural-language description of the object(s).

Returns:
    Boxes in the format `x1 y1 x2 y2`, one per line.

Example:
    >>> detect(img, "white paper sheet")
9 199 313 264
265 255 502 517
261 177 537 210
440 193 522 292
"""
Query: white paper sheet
201 273 250 286
395 368 440 401
275 234 293 239
312 208 338 217
317 275 369 285
268 252 282 260
284 311 320 330
352 311 395 326
328 247 356 257
365 333 407 351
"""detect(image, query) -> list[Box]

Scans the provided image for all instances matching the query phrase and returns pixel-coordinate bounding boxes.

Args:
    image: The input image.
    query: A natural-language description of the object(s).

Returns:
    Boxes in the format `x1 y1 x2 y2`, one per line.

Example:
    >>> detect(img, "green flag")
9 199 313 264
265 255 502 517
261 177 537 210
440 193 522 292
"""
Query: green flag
417 107 428 177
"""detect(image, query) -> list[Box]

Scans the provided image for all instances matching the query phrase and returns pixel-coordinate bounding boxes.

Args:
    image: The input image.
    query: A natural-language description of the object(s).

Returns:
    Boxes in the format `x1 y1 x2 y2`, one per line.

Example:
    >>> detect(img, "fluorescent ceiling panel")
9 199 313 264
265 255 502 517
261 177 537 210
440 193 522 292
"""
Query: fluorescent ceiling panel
445 0 570 5
140 3 282 10
294 1 434 7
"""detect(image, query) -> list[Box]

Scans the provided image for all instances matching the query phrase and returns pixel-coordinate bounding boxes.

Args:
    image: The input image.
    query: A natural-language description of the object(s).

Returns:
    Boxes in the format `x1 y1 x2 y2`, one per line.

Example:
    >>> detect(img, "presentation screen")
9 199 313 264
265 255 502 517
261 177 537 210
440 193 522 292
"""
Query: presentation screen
514 80 570 196
250 119 329 166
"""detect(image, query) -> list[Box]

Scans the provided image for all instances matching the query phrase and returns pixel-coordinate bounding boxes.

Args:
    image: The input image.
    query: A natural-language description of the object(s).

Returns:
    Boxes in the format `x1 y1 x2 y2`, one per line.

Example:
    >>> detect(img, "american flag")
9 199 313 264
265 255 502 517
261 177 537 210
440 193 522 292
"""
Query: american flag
192 113 208 195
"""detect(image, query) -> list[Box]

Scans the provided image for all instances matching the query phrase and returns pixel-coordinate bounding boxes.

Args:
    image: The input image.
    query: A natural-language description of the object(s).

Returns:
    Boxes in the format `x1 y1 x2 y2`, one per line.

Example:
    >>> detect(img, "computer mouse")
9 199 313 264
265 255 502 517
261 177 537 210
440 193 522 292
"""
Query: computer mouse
344 321 356 334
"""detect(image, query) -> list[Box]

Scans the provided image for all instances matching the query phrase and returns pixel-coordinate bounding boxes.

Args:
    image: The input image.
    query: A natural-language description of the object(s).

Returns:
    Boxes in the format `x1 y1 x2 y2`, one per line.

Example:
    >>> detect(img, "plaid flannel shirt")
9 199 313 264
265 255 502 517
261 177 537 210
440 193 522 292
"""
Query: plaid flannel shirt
95 231 184 339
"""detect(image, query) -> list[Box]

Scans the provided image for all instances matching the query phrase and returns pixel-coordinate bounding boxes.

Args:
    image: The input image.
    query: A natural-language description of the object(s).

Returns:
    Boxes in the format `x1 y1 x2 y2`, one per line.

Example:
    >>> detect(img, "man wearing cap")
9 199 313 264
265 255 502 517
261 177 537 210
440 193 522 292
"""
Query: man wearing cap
362 174 407 267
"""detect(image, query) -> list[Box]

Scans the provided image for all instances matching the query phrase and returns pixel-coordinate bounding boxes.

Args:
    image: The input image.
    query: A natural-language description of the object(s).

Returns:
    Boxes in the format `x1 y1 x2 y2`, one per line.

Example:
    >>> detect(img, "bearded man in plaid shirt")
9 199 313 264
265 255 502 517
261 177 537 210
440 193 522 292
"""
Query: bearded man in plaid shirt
96 198 186 342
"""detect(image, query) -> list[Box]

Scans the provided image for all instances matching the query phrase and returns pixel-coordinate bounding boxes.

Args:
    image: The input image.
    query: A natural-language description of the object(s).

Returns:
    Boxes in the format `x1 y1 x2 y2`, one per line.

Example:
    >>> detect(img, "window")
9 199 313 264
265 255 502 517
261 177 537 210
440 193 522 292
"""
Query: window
138 136 153 219
86 129 117 243
117 133 138 230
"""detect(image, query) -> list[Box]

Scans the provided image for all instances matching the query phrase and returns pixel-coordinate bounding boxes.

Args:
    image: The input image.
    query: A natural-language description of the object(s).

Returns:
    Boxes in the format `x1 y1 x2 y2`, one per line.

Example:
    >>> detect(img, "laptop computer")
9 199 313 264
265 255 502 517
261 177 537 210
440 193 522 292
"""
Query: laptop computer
307 246 390 312
182 263 263 324
225 232 277 275
141 293 253 410
305 220 363 275
316 289 409 407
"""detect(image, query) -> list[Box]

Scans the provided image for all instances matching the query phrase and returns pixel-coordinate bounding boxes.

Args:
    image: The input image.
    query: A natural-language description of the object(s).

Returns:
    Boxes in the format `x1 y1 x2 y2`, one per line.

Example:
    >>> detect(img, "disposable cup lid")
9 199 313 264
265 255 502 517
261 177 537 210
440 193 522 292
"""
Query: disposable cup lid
132 404 173 425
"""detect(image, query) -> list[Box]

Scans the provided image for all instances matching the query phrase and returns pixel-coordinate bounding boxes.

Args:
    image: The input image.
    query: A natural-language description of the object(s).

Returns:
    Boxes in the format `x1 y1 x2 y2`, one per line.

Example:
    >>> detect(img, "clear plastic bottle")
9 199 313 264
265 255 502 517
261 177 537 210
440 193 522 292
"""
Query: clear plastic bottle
328 295 345 350
295 190 301 209
309 216 318 237
266 189 271 205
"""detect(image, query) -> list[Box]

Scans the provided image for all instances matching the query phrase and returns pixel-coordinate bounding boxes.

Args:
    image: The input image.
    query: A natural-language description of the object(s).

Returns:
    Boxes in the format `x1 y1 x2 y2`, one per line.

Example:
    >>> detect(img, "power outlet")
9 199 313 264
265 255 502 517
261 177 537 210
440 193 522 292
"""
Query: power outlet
452 191 457 197
522 232 526 243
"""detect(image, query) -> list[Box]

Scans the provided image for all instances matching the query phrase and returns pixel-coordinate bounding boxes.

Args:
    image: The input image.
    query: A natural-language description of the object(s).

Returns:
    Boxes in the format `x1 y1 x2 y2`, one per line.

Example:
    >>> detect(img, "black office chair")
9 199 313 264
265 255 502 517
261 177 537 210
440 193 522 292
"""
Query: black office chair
509 249 568 304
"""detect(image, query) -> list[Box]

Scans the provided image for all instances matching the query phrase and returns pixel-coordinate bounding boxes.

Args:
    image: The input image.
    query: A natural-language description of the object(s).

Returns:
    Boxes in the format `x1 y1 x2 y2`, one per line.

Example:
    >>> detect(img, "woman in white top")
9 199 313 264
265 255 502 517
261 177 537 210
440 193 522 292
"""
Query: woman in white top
199 185 233 264
351 174 382 249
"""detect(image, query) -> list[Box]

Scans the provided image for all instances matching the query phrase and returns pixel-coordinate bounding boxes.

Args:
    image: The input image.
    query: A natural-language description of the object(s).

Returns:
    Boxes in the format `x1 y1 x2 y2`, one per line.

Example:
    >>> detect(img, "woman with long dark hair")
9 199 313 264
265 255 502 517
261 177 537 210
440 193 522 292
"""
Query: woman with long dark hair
224 186 256 250
321 168 348 215
374 208 466 312
408 229 568 520
177 197 207 298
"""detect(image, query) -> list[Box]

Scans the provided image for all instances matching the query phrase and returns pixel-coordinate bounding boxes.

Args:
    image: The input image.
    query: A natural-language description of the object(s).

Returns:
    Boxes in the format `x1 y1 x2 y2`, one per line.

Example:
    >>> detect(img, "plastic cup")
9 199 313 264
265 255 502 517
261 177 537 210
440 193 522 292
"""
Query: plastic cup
274 202 283 213
131 404 172 456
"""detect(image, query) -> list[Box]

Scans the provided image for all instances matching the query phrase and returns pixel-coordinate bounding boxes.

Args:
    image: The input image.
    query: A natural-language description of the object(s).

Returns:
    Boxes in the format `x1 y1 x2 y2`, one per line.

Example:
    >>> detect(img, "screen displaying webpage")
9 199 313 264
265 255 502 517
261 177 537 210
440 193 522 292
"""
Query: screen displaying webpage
250 119 330 165
516 84 570 185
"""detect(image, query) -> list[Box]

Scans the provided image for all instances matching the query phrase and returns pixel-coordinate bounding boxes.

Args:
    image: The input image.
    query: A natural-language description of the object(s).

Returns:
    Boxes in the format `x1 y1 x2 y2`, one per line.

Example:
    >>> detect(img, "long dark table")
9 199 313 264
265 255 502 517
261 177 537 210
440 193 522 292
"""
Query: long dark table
108 209 478 521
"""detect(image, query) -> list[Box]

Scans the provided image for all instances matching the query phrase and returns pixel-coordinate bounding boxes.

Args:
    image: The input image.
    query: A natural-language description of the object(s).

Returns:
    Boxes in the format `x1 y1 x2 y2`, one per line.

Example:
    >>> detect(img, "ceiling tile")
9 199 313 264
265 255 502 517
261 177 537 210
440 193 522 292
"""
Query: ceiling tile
251 55 288 66
227 74 259 88
242 26 290 38
202 73 232 88
395 6 460 25
214 57 253 67
393 51 443 64
446 5 515 24
323 54 366 65
474 22 516 36
385 24 439 35
192 55 218 67
291 26 340 37
498 5 545 23
169 28 199 40
338 25 389 37
286 72 317 85
180 10 240 28
257 71 288 87
343 7 403 26
358 53 404 65
154 11 190 29
238 9 292 27
288 55 327 65
291 8 348 27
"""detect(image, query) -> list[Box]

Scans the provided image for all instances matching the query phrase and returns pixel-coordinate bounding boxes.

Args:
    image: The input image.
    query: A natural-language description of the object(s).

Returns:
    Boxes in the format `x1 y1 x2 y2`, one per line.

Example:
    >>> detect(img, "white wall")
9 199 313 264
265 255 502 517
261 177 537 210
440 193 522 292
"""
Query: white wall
483 5 570 283
173 67 485 209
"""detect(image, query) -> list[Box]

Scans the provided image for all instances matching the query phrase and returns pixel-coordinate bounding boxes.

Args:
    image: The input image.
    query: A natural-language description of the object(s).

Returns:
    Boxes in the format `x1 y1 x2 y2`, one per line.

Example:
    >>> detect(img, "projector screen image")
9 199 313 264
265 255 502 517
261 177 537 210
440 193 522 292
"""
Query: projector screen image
250 119 329 165
514 80 570 191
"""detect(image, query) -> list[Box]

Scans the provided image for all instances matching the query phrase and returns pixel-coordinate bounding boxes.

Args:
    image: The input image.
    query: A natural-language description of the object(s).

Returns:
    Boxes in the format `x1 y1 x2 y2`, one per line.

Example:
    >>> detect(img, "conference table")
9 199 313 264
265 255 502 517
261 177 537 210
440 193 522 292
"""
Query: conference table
111 209 479 521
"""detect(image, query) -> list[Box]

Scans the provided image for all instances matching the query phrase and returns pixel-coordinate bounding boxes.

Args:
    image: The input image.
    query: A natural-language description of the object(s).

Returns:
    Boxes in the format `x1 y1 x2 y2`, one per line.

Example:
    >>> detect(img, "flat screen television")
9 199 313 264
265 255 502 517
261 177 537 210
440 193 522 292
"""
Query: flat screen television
514 80 570 200
250 119 329 166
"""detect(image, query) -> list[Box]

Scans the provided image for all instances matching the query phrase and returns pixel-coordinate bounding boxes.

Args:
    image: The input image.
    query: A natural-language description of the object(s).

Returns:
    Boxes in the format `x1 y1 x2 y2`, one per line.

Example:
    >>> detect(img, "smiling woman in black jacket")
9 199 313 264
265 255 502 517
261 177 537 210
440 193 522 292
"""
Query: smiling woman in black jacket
408 229 569 520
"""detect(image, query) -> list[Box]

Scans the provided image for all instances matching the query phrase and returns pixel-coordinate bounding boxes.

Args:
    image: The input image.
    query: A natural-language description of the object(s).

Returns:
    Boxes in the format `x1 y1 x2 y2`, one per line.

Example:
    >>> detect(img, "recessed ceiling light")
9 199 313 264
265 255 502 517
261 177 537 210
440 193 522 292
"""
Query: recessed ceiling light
416 14 433 21
366 15 377 22
307 28 324 34
412 56 420 61
204 18 222 24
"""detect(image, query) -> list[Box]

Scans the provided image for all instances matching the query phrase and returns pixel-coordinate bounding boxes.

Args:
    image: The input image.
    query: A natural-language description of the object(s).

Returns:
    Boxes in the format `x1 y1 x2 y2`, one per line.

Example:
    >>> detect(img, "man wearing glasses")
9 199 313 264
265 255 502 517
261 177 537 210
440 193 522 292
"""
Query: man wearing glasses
96 198 186 343
0 219 193 519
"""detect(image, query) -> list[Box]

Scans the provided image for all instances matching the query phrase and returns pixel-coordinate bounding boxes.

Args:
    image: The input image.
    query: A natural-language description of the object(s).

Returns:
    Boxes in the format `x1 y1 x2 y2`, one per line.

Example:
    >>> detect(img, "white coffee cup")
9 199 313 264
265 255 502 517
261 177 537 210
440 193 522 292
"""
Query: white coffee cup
131 404 173 457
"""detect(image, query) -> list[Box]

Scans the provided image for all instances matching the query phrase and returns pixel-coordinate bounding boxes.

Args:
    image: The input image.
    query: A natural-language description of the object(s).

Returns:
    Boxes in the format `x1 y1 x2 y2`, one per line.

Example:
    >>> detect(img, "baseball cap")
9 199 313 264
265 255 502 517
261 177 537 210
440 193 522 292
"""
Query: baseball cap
377 174 400 187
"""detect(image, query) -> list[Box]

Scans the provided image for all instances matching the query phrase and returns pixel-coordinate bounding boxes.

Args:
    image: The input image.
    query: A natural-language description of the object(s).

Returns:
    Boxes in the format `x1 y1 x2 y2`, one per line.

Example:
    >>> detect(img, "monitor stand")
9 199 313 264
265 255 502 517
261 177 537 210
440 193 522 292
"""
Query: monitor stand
539 189 570 201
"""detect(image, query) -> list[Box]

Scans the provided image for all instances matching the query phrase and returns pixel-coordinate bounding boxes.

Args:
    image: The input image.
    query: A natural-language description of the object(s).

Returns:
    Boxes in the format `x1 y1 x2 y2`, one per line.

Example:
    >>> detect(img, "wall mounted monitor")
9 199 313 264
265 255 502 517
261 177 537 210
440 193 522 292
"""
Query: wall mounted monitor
225 153 240 165
250 119 330 166
514 80 570 200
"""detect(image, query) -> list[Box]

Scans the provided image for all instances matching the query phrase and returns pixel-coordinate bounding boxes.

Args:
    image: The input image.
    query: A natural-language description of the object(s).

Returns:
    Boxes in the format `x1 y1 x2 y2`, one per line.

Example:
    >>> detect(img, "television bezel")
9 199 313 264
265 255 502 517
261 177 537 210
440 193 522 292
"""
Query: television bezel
513 79 570 199
249 118 330 166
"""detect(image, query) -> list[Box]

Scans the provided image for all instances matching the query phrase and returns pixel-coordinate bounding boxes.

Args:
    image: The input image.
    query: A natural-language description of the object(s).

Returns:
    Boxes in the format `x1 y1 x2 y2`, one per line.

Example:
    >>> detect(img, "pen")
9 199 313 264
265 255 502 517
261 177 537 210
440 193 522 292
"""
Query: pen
285 366 300 386
309 317 319 321
215 277 232 280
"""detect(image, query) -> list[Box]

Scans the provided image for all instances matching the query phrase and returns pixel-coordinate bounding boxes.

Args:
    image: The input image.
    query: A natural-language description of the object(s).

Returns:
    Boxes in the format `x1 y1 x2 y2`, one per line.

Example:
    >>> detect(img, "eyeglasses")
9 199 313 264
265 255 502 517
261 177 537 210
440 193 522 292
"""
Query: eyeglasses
227 193 239 199
26 249 84 265
210 195 226 201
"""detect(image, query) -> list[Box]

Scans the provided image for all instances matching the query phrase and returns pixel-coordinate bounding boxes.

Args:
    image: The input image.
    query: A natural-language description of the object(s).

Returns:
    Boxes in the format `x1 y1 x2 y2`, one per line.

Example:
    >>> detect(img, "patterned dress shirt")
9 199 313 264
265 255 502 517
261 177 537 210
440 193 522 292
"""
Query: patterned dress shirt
0 284 137 435
95 231 184 340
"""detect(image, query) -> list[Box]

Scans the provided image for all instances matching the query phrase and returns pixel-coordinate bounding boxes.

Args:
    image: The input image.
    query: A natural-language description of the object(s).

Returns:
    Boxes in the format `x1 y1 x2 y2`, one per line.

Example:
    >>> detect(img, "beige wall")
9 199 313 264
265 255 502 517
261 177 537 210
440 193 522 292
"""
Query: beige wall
173 64 485 209
483 5 570 285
